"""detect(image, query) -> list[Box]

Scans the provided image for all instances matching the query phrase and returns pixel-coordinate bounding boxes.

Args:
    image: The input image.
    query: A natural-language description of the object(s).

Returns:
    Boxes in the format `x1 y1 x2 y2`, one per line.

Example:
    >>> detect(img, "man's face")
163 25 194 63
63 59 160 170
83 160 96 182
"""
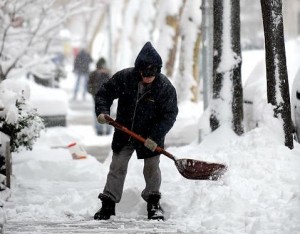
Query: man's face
140 65 158 84
141 75 155 84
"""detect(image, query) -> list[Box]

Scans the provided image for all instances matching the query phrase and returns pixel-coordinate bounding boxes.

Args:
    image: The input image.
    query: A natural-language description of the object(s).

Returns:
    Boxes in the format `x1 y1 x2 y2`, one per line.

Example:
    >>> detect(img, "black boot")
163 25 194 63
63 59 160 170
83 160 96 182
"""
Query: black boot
94 194 116 220
147 193 164 220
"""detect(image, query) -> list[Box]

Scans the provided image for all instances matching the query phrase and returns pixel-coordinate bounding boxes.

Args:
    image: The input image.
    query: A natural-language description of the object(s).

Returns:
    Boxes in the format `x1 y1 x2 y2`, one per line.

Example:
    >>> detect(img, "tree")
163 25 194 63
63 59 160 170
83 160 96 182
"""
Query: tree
260 0 294 149
0 80 44 152
154 0 184 75
174 0 202 103
0 0 102 81
107 0 156 71
0 0 102 154
201 0 214 109
210 0 244 135
164 0 186 78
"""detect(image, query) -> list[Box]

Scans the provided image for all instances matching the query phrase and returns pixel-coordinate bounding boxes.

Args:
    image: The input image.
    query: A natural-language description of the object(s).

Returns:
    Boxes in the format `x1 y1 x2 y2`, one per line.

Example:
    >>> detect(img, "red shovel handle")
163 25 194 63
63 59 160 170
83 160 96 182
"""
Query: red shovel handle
104 115 227 181
104 115 176 161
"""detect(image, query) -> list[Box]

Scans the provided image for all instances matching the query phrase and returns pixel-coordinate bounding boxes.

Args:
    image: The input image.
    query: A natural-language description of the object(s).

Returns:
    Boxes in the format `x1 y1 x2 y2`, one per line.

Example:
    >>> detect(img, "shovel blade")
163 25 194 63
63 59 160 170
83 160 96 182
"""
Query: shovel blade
175 159 227 180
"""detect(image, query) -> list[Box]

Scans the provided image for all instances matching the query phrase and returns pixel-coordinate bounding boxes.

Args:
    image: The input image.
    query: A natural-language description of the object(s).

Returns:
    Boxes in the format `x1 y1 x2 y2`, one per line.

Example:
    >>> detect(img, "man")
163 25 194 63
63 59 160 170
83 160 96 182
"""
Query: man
94 42 178 221
88 57 112 135
73 48 92 100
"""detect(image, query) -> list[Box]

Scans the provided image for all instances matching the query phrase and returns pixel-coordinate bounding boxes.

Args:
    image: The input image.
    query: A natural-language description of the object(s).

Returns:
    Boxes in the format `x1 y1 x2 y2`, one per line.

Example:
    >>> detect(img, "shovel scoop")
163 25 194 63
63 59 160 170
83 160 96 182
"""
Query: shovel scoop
174 158 226 180
104 115 227 180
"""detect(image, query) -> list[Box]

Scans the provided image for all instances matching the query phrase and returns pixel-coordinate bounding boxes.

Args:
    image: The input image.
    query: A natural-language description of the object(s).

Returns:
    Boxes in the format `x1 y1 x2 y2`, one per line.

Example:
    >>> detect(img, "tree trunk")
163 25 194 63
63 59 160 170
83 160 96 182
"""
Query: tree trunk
210 0 244 135
165 1 186 77
0 66 5 82
191 31 202 102
88 11 107 54
210 0 223 132
201 0 214 110
230 0 243 135
260 0 294 149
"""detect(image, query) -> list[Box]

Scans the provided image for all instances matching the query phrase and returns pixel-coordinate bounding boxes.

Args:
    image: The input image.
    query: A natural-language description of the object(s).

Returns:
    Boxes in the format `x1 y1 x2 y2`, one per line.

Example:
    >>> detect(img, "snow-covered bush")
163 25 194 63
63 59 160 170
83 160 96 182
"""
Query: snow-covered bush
0 80 44 152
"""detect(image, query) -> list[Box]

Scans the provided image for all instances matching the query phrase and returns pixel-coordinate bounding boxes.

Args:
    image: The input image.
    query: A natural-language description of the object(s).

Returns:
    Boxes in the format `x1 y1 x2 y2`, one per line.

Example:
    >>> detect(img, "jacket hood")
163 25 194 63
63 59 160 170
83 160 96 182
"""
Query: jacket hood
134 42 162 71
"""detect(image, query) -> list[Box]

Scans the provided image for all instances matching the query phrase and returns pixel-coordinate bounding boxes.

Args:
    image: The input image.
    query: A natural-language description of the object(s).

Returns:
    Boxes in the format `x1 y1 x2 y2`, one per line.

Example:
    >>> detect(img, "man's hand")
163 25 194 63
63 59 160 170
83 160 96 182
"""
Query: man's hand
97 114 108 124
144 138 157 152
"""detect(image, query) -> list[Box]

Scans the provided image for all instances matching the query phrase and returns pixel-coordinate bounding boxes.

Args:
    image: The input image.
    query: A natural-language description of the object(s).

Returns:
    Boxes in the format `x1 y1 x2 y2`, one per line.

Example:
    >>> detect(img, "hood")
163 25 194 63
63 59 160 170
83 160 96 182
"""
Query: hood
134 42 162 71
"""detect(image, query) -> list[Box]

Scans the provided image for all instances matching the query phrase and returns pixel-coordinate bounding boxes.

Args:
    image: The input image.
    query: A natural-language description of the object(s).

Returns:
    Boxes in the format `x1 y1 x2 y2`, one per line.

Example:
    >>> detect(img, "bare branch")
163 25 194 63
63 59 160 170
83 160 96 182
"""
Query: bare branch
3 5 47 78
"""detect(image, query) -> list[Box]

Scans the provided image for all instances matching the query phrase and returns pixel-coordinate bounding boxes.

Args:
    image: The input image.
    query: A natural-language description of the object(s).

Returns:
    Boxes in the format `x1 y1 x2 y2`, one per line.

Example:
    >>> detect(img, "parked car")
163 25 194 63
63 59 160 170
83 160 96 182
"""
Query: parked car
29 80 68 127
242 39 300 138
291 69 300 142
28 53 66 88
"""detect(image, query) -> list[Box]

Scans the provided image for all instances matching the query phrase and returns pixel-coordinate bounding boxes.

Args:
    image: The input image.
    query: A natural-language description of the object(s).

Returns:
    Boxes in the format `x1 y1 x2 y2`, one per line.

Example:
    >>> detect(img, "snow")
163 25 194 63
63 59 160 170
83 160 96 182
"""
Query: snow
1 1 300 232
29 81 68 116
242 39 300 132
218 0 235 73
0 79 30 124
4 71 300 233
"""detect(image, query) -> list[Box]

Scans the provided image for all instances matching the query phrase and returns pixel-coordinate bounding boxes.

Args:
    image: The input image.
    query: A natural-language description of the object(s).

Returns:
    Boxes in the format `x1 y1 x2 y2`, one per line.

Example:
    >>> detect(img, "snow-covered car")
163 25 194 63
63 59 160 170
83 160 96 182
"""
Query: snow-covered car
242 39 300 135
242 50 266 131
291 70 300 141
28 54 66 88
29 81 68 127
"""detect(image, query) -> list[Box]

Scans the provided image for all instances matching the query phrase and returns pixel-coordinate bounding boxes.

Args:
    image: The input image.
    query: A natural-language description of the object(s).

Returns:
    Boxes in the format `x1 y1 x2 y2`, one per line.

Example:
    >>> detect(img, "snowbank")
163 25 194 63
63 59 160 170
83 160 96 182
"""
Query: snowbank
6 108 300 233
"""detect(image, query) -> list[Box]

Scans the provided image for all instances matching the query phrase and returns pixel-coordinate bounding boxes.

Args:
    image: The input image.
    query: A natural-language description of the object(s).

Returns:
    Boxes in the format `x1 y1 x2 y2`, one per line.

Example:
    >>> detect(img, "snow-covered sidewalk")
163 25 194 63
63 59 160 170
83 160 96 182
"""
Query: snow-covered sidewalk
4 126 180 233
4 105 300 233
6 219 177 233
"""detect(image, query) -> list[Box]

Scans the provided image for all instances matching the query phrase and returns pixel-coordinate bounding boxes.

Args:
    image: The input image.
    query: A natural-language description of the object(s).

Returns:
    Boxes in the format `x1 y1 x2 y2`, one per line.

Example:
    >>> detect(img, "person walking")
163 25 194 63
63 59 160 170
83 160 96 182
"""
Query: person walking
73 48 92 100
88 57 112 135
93 42 178 221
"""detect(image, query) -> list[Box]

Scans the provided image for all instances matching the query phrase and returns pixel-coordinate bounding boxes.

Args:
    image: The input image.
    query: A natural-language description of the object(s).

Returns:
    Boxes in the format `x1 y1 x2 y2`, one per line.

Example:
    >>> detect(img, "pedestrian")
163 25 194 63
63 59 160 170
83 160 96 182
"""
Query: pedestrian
73 48 92 100
88 57 112 135
93 42 178 221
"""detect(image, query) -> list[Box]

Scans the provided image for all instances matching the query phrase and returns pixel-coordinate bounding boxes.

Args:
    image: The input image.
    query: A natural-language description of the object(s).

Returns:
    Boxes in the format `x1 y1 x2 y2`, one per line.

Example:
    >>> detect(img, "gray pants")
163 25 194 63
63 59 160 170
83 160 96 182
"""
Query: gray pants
102 146 161 203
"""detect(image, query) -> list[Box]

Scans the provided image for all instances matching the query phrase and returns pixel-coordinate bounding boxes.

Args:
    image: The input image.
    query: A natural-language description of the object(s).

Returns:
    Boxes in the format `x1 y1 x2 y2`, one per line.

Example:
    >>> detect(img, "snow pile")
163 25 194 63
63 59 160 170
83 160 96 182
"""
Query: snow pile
0 79 30 124
5 107 300 233
0 79 44 153
164 111 300 233
29 81 68 116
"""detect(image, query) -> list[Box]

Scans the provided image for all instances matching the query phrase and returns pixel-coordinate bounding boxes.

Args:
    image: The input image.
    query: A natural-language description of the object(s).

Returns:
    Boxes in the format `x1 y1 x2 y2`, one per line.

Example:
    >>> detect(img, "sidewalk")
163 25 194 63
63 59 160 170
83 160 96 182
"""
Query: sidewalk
5 219 177 233
3 93 180 233
67 98 112 163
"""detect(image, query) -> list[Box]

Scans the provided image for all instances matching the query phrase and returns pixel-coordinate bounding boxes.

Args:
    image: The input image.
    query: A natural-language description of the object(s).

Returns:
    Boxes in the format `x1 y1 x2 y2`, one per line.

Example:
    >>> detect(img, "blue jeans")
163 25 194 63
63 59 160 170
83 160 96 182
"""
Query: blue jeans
73 72 88 100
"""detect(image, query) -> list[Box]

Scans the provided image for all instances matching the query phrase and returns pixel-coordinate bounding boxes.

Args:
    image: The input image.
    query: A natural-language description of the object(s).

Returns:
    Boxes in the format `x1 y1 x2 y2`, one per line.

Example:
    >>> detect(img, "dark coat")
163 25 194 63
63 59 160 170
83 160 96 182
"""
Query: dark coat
95 42 178 159
95 68 178 159
88 68 110 98
74 50 92 73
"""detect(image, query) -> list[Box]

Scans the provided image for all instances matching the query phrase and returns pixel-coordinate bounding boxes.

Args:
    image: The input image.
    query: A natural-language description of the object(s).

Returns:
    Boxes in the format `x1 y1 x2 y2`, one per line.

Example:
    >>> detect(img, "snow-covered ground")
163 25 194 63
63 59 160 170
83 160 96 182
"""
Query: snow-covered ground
5 104 300 233
5 100 300 232
3 43 300 233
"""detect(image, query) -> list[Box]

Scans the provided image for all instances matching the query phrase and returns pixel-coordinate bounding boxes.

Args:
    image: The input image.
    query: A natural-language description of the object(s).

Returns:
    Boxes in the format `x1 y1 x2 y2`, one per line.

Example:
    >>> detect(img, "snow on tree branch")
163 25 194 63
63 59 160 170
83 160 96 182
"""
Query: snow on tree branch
0 0 103 81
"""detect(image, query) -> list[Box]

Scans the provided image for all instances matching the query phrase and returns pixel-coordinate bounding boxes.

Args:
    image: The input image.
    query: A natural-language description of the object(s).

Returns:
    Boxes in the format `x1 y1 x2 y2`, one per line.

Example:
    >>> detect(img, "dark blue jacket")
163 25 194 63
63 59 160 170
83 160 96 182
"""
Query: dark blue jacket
95 43 178 159
74 50 92 73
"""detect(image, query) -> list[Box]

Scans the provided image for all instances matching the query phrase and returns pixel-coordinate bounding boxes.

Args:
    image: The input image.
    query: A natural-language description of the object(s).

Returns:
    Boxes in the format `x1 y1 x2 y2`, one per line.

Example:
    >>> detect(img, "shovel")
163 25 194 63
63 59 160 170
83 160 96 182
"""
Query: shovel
104 115 227 180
